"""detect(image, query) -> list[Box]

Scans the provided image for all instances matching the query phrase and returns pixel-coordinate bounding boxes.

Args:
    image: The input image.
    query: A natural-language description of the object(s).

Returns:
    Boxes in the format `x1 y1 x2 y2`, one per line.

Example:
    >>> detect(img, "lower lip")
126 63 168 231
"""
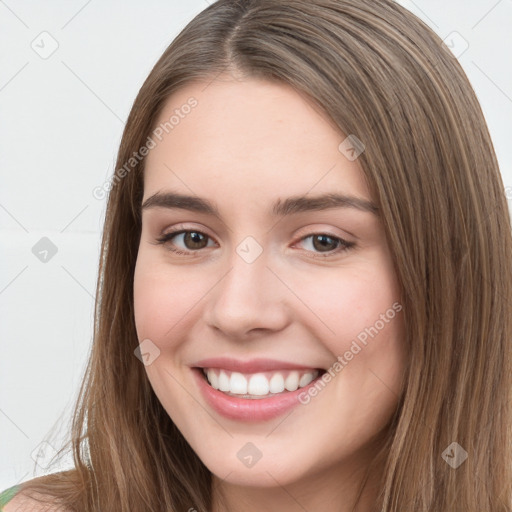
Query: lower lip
192 368 324 422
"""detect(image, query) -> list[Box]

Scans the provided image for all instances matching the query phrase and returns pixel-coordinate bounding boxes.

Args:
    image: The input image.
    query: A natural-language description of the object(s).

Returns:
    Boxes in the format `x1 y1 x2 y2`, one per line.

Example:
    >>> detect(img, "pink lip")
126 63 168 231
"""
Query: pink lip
192 366 325 422
193 357 322 373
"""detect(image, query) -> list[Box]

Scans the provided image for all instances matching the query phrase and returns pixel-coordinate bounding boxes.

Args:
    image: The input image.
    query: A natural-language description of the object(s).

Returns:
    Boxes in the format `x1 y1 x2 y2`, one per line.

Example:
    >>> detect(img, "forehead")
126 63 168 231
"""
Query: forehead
142 77 371 208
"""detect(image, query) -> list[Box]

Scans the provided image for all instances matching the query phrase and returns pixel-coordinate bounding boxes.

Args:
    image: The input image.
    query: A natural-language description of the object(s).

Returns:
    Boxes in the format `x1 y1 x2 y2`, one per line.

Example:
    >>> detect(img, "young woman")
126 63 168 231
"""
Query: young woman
3 0 511 511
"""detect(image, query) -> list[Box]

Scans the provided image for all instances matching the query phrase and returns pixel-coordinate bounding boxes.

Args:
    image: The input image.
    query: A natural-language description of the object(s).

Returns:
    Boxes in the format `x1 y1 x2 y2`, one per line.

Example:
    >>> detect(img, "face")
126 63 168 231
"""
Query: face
133 76 406 493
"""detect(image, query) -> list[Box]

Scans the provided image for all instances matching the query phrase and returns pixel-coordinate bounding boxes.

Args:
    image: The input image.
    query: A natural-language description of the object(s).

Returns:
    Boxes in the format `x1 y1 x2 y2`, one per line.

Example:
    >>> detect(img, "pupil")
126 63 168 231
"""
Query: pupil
314 235 336 251
187 232 205 248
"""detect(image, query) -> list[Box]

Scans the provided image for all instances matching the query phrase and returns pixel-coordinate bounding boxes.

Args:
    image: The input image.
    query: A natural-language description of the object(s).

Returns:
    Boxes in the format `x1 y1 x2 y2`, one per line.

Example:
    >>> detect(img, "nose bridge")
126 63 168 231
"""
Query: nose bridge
205 235 288 336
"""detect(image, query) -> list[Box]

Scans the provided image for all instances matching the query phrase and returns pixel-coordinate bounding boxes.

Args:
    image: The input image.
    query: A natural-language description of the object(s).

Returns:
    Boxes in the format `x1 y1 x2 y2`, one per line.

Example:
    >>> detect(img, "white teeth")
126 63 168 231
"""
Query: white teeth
218 370 230 392
299 372 315 387
269 373 285 393
230 372 247 394
248 374 270 395
207 369 219 390
284 371 299 391
203 368 319 397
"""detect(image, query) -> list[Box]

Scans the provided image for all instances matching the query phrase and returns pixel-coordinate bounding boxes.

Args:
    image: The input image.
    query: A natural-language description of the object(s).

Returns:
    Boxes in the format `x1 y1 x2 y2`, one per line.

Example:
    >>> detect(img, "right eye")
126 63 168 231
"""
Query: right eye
154 228 217 255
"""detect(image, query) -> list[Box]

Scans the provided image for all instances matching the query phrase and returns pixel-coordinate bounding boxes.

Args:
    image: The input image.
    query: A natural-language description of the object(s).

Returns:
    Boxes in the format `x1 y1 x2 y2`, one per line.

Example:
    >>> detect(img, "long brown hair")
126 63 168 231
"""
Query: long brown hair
17 0 512 510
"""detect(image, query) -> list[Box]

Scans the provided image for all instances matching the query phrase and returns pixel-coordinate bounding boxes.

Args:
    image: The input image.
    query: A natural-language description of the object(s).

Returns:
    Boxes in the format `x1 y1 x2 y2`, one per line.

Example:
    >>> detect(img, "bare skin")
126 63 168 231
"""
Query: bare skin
133 75 407 512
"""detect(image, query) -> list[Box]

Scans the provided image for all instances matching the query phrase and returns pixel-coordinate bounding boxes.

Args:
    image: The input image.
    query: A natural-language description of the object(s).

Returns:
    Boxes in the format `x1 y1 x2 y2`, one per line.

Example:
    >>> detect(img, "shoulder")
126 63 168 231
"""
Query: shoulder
0 485 21 511
1 485 68 512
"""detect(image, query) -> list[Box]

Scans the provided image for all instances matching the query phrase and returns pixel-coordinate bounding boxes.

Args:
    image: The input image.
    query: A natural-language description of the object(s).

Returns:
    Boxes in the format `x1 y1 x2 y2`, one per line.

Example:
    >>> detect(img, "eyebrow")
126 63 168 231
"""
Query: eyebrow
141 191 379 217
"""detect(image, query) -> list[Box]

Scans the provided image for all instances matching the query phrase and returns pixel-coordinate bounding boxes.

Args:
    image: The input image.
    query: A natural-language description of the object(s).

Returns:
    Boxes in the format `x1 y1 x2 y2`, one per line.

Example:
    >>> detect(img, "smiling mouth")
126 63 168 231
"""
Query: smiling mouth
197 367 327 399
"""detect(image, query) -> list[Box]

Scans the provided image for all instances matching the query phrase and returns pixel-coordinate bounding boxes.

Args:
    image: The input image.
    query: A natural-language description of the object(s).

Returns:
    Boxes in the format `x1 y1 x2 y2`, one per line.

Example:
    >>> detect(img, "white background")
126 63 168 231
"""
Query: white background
1 0 511 491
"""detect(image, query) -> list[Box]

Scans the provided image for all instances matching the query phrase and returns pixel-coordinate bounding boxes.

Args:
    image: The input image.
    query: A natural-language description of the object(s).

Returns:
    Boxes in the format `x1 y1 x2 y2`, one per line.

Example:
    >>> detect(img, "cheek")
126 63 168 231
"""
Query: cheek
299 260 406 398
133 254 204 344
301 262 401 345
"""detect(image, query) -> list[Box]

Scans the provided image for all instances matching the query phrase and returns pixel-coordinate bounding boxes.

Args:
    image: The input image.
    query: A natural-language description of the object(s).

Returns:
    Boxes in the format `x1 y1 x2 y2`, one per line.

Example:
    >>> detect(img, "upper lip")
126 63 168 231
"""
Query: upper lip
193 357 323 374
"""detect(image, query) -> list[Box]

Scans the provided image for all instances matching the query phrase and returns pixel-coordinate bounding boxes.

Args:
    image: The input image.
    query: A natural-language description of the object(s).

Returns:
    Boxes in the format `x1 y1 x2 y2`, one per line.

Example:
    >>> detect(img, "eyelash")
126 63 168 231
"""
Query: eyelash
154 227 355 258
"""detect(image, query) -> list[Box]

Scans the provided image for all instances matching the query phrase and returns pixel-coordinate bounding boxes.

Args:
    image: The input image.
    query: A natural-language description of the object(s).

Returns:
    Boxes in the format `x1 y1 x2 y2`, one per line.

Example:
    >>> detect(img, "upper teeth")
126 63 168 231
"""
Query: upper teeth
203 368 319 396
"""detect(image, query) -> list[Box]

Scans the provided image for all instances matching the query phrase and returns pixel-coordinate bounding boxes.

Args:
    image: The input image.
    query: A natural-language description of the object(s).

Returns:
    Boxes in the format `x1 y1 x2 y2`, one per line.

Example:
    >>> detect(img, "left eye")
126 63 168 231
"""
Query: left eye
154 229 355 257
298 233 354 254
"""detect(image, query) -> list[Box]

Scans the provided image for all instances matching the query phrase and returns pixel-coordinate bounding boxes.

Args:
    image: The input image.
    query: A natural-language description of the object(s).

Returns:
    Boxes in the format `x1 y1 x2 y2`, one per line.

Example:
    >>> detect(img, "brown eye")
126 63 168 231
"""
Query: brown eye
312 234 339 252
154 229 355 258
180 231 209 250
155 230 214 254
295 233 355 258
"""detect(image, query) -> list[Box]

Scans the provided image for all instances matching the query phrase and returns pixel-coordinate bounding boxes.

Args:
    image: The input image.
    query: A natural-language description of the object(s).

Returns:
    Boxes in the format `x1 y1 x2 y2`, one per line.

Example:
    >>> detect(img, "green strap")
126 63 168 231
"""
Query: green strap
0 485 21 510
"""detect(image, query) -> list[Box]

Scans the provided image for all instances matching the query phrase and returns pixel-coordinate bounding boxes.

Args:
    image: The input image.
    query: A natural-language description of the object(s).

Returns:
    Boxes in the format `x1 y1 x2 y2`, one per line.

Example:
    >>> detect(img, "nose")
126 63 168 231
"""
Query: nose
203 245 290 339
